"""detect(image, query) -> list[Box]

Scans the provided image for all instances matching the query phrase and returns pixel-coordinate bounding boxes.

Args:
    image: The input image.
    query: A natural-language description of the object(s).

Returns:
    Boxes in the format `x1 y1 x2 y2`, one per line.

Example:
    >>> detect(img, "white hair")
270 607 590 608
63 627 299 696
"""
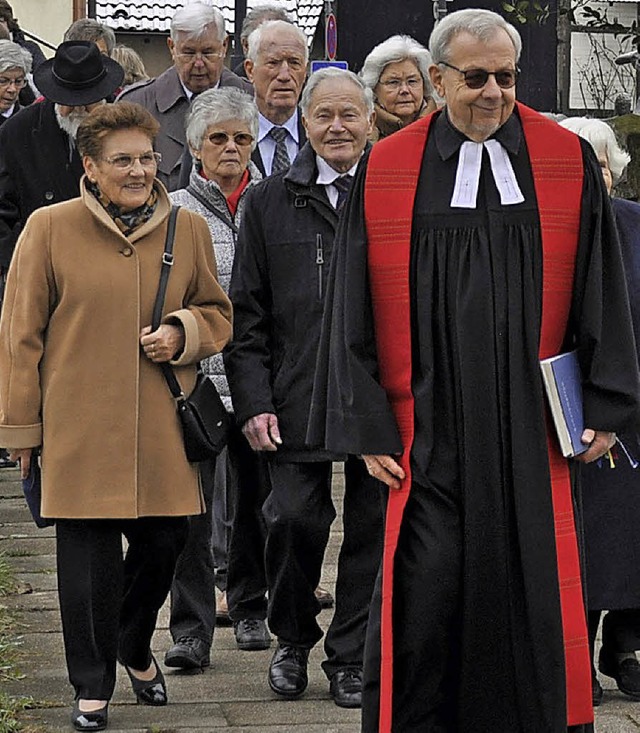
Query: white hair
246 19 308 63
241 3 294 42
301 67 374 117
429 9 522 64
359 35 433 98
0 39 31 74
559 117 630 183
186 87 259 151
171 2 225 43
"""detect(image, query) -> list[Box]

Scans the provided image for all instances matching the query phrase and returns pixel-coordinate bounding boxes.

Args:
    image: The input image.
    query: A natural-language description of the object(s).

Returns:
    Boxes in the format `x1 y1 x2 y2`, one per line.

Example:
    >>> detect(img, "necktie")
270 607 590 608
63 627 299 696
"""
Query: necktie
333 174 353 210
269 126 291 174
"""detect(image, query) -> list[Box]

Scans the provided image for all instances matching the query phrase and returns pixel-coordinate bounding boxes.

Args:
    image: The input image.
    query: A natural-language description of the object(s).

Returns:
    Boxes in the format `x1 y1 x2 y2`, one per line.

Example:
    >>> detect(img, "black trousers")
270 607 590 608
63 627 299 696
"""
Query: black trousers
56 516 188 701
226 430 270 621
169 456 217 645
264 456 383 677
588 608 640 659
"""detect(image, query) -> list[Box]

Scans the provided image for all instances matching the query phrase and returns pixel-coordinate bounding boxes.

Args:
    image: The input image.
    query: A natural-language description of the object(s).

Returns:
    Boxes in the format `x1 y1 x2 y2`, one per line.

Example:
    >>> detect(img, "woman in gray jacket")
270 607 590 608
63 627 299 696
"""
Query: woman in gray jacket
166 87 269 669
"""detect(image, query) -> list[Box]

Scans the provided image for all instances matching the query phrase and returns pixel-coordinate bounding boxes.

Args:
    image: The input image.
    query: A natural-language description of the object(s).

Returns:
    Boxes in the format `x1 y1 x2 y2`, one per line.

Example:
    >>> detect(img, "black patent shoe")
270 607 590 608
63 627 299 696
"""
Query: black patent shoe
71 700 108 731
268 644 309 698
122 655 167 706
599 647 640 699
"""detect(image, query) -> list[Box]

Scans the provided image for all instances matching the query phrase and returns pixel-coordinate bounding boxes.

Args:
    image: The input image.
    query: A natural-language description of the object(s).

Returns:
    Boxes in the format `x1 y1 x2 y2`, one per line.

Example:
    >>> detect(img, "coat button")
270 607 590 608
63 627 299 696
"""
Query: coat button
44 191 54 201
121 247 133 257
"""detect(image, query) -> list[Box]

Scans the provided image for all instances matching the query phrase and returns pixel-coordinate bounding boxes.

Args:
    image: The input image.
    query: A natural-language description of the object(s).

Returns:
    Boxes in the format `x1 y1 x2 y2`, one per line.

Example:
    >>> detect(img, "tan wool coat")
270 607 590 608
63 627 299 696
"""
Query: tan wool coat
0 180 232 519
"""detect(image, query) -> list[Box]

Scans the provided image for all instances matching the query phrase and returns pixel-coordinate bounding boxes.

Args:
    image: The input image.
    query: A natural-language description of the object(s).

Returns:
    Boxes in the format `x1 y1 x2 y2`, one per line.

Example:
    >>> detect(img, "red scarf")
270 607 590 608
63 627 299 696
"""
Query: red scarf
363 102 592 730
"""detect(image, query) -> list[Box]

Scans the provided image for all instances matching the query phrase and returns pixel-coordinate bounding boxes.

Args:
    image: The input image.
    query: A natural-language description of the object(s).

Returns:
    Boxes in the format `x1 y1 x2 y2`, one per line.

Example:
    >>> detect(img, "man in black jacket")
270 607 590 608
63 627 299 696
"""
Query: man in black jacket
224 67 381 709
0 41 123 272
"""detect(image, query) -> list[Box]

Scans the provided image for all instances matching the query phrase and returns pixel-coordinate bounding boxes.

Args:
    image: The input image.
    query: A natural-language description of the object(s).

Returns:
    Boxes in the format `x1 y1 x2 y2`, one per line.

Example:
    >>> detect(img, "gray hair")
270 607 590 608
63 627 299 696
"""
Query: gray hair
0 39 31 74
186 87 259 151
241 3 293 42
171 2 226 43
559 117 630 183
64 19 116 57
360 35 433 99
429 9 522 64
301 67 374 118
246 19 308 63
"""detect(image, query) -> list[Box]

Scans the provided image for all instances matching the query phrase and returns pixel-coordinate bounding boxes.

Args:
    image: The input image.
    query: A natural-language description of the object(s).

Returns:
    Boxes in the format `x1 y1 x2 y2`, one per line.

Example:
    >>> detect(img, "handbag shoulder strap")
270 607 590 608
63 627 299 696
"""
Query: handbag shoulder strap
186 184 239 234
151 205 185 400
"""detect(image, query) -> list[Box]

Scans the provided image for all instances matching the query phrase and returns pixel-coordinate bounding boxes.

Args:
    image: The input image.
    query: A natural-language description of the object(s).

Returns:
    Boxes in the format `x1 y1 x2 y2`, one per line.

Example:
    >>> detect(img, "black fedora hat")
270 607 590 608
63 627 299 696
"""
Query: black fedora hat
34 40 124 106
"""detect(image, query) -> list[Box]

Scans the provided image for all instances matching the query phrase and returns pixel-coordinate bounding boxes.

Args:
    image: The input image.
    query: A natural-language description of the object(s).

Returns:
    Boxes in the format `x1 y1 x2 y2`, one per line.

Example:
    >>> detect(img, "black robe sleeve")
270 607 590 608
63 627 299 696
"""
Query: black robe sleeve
223 185 276 426
307 151 403 456
570 138 640 434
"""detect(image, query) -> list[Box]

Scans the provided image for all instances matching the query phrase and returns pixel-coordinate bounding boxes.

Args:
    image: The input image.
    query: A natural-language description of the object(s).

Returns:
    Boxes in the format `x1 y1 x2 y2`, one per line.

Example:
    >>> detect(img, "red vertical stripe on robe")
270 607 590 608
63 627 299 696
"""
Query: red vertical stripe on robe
363 102 592 731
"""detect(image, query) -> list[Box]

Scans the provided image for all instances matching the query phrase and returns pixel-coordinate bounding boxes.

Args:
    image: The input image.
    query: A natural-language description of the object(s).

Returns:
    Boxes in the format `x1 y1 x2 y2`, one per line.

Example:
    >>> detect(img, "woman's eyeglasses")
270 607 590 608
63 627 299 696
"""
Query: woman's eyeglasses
102 152 162 169
0 76 26 89
206 132 255 147
439 62 519 89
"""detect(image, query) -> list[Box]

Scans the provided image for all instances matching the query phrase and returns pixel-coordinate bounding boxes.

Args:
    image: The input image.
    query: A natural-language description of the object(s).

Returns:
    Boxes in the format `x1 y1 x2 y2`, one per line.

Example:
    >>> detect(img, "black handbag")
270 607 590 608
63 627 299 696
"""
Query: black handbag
152 205 231 462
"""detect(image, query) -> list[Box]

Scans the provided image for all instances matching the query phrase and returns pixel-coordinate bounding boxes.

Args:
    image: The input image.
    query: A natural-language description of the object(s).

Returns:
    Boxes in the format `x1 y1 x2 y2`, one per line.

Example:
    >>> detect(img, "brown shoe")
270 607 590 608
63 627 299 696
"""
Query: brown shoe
314 585 334 609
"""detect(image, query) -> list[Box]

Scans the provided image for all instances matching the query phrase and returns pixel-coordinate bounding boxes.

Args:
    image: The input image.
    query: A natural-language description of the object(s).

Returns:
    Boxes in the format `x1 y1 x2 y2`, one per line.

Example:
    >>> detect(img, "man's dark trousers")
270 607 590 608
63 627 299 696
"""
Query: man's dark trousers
263 454 383 675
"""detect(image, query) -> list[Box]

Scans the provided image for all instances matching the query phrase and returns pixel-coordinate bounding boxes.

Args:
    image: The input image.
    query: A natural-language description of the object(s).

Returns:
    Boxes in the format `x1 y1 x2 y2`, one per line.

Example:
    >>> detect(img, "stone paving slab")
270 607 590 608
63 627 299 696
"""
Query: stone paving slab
3 466 640 731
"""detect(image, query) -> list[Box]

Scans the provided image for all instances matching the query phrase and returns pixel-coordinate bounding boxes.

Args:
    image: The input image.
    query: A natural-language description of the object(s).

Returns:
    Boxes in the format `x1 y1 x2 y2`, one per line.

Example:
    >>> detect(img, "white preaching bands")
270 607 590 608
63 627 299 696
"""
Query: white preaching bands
450 139 525 209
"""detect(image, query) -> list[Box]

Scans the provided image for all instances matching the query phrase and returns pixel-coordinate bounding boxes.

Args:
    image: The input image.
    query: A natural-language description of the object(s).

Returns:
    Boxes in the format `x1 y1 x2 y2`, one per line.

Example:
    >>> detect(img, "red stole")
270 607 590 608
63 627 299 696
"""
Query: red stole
363 102 592 730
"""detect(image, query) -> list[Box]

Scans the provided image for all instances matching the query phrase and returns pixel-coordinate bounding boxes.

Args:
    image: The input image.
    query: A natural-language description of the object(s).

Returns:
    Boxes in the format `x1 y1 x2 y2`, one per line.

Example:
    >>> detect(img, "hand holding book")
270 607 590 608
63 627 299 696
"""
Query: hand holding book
573 428 616 464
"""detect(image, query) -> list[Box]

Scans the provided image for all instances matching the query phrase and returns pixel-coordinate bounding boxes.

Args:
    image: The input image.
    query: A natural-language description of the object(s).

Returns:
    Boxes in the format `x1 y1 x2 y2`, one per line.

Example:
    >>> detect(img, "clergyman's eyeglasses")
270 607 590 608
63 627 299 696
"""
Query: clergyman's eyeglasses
438 62 519 89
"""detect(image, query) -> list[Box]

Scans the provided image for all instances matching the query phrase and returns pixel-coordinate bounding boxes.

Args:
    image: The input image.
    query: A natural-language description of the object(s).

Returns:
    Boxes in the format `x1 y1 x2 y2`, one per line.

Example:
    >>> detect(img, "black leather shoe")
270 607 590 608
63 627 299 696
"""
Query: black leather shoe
599 648 640 699
330 668 363 708
71 700 108 731
315 585 334 609
268 644 309 698
592 672 603 707
234 619 272 651
164 636 210 669
122 655 167 706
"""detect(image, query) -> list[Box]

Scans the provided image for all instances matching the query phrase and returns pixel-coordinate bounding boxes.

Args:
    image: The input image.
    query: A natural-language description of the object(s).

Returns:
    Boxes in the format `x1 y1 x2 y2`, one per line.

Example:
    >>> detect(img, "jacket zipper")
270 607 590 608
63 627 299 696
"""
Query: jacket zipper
316 234 324 300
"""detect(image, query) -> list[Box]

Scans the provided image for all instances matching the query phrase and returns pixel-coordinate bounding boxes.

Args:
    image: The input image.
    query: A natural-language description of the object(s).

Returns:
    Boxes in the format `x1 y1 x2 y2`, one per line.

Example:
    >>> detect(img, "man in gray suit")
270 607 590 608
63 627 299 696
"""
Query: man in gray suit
119 2 251 191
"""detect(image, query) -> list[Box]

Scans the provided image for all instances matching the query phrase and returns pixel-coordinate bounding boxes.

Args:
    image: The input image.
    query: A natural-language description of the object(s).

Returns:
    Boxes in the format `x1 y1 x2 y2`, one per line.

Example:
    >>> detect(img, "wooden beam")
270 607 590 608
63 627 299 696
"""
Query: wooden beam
73 0 86 21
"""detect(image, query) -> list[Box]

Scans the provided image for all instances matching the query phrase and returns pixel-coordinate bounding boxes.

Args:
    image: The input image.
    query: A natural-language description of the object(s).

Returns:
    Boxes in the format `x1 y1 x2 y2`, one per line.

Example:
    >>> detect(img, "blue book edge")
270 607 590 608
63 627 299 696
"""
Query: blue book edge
540 350 588 458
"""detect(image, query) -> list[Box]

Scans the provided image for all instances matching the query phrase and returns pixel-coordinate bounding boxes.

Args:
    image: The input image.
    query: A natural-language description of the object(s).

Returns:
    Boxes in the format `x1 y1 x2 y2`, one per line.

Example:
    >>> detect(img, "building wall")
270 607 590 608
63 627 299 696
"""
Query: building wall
13 0 74 56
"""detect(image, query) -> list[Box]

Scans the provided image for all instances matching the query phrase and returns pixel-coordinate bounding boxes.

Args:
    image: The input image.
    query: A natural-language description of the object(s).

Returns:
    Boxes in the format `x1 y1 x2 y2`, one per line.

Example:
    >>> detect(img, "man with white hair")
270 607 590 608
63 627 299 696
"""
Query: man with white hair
245 19 308 175
225 67 382 709
0 41 123 272
233 2 294 77
119 2 251 190
310 8 640 732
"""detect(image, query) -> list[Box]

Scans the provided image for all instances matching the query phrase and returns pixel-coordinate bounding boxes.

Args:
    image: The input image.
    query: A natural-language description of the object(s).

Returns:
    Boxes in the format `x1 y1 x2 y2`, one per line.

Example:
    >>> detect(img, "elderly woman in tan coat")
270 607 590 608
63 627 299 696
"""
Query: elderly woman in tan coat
0 102 232 732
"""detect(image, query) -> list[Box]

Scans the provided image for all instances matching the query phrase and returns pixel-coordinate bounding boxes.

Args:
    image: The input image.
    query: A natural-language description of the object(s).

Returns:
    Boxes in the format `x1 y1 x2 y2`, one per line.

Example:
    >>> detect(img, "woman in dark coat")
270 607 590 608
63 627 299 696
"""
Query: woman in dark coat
561 116 640 707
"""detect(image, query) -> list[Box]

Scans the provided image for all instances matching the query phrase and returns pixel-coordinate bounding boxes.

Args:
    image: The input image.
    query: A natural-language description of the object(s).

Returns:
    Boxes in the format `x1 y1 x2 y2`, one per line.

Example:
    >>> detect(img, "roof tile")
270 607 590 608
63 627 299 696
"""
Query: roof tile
94 1 323 43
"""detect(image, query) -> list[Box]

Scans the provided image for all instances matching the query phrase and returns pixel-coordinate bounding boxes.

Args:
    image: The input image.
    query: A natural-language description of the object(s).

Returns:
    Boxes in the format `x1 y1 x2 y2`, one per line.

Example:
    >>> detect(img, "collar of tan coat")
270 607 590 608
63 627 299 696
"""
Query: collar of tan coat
80 174 172 245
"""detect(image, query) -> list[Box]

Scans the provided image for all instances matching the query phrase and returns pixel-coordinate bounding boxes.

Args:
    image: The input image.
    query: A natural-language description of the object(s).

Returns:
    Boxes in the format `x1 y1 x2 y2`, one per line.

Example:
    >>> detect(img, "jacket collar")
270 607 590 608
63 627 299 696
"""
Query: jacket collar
187 159 263 212
155 66 188 114
284 140 371 189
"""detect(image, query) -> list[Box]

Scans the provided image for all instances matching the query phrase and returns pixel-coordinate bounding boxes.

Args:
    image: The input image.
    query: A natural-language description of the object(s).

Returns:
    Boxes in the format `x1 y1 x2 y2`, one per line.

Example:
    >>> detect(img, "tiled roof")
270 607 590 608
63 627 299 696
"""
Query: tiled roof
94 1 324 44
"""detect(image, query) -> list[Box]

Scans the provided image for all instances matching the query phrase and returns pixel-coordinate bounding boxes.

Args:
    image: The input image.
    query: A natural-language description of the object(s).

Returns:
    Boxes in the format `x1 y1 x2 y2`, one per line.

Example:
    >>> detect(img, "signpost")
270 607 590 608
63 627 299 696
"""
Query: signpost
316 0 348 73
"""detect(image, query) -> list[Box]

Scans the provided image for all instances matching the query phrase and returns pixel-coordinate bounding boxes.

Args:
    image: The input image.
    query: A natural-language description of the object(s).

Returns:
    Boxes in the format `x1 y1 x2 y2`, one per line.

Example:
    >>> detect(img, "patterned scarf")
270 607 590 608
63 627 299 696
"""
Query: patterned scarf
86 180 159 235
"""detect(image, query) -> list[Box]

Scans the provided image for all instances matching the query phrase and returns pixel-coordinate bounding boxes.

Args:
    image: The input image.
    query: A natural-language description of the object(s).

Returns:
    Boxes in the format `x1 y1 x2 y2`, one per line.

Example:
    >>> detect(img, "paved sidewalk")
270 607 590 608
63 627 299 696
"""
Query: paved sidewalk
2 467 640 731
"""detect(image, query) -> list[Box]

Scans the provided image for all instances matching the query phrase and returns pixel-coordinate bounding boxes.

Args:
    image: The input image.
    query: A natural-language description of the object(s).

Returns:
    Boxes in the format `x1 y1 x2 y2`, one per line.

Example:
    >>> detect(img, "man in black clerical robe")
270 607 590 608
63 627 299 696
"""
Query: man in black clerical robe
309 9 640 733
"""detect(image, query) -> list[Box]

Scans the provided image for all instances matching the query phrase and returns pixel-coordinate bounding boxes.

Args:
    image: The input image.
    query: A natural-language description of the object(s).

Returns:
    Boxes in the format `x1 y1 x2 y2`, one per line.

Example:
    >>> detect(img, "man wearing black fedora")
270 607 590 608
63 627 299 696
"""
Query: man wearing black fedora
0 40 123 272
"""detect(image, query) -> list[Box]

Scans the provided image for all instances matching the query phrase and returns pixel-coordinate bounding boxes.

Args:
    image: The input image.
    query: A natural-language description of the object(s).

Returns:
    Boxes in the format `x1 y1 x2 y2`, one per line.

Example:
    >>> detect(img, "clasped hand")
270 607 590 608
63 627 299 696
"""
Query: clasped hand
140 324 185 363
